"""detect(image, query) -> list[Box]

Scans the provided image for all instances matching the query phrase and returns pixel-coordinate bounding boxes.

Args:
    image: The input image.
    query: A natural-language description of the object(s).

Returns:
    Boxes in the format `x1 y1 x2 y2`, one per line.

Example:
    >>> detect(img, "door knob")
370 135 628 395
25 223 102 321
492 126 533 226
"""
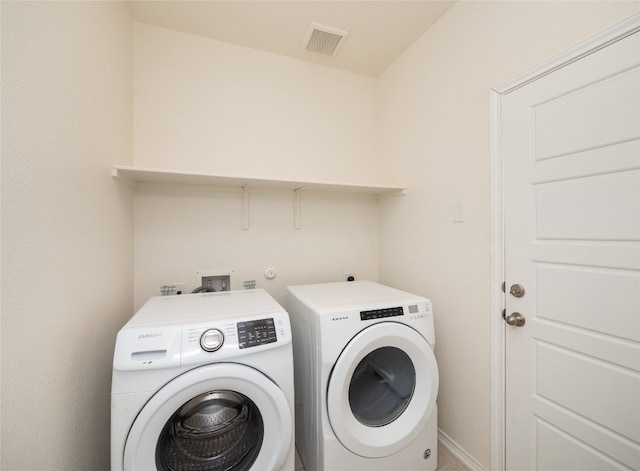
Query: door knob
505 312 526 327
509 284 525 297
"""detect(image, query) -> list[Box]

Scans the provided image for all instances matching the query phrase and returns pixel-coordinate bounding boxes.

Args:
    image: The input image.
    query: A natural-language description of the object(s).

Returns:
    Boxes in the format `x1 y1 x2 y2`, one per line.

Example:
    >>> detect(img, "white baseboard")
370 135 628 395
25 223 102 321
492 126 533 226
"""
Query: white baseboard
438 428 488 471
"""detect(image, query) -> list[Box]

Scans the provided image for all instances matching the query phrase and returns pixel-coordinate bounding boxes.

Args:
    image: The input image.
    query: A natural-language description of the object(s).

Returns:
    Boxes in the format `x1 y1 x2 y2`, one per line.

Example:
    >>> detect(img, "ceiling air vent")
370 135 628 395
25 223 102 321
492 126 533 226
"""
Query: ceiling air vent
302 22 349 57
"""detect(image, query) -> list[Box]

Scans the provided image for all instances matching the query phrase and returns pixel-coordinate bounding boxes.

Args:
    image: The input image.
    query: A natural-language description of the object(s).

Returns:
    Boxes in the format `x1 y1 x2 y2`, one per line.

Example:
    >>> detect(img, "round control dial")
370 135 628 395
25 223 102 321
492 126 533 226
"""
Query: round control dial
200 329 224 352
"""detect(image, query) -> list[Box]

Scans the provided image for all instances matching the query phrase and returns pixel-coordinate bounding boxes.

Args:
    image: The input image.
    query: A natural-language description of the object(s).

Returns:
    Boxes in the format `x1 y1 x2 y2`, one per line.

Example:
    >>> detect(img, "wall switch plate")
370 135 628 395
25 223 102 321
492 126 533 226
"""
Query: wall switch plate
453 202 465 223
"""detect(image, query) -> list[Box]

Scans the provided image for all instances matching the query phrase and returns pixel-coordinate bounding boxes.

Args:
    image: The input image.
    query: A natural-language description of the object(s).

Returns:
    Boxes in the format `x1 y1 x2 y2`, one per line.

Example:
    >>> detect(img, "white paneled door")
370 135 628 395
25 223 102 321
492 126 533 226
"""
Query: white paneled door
501 29 640 470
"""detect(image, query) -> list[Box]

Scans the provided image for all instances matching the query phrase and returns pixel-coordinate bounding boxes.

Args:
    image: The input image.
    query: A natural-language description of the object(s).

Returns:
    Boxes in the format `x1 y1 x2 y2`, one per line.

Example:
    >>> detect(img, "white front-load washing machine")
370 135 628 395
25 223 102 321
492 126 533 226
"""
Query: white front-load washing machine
287 281 439 471
111 289 295 471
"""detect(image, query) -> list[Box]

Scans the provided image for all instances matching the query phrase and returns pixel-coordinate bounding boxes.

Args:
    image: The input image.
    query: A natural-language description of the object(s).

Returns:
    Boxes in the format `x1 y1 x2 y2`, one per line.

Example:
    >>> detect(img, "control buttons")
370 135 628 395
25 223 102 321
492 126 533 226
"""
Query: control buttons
237 318 277 349
200 328 224 352
360 306 404 321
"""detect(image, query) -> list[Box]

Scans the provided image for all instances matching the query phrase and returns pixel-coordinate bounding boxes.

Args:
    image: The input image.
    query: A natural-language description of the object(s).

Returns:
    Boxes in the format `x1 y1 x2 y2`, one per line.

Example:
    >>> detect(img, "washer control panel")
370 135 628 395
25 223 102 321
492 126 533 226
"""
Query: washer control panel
237 318 277 349
115 290 292 370
181 310 291 366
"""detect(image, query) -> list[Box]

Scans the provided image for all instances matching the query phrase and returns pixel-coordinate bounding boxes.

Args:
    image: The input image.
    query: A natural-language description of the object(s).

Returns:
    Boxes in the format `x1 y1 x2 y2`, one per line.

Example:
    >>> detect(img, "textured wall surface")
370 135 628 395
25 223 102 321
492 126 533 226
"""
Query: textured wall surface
1 2 133 469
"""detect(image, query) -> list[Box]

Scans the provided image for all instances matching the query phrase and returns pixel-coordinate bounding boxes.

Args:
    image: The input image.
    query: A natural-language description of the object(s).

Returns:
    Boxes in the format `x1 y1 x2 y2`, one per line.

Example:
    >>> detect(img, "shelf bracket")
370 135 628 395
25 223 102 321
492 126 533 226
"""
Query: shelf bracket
294 188 303 230
242 185 250 230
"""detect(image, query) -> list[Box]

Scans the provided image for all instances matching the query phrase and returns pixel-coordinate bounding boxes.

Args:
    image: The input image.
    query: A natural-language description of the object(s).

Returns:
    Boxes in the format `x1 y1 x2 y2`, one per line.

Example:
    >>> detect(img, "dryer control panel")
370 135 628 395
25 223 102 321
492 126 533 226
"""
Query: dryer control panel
360 306 404 320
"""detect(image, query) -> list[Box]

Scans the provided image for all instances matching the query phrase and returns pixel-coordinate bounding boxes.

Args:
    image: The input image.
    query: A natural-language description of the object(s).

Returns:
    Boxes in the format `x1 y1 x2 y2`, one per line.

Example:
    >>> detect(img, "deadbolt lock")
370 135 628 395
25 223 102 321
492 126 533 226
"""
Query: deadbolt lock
509 284 525 298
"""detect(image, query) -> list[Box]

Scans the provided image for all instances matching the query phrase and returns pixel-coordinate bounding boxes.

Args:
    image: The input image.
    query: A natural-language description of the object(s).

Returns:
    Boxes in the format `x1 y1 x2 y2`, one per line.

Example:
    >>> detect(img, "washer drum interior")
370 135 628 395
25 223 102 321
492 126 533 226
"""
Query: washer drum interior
156 390 264 471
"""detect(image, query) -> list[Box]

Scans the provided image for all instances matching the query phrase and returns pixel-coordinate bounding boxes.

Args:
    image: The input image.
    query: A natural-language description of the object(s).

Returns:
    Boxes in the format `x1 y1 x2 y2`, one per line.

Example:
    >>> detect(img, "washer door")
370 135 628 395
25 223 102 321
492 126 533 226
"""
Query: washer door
326 322 438 458
123 363 292 471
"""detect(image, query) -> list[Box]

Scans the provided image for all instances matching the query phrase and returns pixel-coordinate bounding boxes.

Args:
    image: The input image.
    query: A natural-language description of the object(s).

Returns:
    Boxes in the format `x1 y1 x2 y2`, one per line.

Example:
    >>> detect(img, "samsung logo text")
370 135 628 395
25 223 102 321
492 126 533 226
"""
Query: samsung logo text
138 333 162 339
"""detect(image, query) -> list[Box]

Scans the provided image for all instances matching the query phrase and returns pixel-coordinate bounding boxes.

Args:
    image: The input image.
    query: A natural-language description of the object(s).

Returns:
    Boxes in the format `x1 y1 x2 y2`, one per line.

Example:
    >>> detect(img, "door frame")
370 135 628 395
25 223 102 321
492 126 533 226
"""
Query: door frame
488 13 640 471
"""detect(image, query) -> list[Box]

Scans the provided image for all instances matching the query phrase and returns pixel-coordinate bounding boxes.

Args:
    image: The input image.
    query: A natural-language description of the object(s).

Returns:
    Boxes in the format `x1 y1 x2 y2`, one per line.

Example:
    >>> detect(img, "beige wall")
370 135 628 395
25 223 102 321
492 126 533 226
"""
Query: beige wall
132 24 381 308
377 2 640 468
1 2 133 469
133 185 380 309
134 22 380 184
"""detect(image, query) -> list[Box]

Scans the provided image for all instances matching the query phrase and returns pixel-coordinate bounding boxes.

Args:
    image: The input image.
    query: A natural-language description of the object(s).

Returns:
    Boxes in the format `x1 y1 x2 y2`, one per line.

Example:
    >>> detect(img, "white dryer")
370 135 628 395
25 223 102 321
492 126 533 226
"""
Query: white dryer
287 281 439 471
111 289 295 471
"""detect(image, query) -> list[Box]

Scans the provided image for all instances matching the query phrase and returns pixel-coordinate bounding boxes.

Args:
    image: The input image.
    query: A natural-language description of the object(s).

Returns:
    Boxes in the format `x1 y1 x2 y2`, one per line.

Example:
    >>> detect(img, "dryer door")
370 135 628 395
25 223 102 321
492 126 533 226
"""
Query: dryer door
123 363 292 471
326 322 438 458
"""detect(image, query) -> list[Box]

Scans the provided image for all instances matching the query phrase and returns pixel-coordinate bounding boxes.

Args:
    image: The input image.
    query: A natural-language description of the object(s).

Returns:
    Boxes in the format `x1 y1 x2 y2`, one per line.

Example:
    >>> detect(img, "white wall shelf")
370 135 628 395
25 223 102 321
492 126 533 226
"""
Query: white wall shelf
112 165 405 195
112 165 405 229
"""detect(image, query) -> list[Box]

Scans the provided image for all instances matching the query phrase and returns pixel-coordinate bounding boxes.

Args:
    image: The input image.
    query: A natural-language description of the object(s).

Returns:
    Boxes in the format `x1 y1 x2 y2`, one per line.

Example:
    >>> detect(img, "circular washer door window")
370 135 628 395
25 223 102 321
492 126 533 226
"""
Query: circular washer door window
326 322 438 458
123 363 292 471
156 390 263 471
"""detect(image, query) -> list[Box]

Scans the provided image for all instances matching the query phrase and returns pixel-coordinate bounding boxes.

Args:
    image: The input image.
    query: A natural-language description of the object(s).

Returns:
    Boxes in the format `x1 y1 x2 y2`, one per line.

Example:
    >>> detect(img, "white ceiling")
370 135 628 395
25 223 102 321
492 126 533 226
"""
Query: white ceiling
130 1 456 77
